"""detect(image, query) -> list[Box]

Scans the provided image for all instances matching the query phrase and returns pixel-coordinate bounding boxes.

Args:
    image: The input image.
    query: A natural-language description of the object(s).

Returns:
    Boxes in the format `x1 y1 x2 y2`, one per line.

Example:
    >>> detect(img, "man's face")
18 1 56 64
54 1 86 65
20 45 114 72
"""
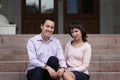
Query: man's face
41 19 55 38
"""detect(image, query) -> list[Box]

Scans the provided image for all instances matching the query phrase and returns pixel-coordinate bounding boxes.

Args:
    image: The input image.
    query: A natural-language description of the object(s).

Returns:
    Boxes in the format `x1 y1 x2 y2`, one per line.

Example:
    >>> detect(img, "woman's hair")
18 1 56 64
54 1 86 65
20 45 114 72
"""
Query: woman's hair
69 20 88 42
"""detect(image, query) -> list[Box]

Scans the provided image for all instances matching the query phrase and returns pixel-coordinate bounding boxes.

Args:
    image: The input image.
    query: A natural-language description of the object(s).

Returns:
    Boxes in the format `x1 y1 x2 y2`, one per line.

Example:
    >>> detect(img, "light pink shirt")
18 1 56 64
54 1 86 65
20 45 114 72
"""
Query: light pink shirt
64 41 91 74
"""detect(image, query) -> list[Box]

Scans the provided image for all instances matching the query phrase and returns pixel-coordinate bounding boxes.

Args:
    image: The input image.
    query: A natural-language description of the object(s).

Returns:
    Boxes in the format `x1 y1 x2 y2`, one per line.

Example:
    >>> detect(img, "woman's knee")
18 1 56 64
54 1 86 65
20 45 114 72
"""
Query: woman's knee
63 70 75 80
63 70 70 78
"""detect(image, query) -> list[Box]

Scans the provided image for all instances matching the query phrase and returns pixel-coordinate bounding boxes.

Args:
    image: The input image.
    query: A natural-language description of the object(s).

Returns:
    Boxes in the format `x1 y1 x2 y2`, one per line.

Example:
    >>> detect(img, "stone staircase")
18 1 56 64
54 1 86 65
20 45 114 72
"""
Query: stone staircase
0 34 120 80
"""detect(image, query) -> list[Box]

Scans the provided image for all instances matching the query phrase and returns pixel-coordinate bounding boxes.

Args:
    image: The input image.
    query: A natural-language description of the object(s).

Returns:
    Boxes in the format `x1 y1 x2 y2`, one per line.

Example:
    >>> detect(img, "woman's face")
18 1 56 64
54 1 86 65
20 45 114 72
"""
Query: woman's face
71 28 82 41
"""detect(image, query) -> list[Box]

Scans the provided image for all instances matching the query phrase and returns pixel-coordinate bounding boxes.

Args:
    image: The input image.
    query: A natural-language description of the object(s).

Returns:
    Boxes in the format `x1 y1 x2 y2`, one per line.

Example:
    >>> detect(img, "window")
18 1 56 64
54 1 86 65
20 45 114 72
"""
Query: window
26 0 39 13
67 0 80 14
66 0 95 16
82 0 94 13
41 0 54 13
26 0 54 14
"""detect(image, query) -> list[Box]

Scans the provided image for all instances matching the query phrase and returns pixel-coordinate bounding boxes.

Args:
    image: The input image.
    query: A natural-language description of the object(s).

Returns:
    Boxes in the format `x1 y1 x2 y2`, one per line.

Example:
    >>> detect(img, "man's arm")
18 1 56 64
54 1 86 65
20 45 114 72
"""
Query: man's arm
27 40 45 68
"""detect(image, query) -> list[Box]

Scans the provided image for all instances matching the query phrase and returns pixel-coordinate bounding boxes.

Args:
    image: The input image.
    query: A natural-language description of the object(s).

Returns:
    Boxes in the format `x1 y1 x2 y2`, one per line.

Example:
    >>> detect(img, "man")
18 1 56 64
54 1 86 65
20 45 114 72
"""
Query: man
26 17 67 80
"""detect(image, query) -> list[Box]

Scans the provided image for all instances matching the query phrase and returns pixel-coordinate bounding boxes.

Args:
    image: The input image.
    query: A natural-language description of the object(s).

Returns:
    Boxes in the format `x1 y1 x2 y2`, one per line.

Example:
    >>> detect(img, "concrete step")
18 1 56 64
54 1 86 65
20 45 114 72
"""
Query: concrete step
0 61 120 72
90 72 120 80
87 34 120 38
0 44 26 49
0 34 120 38
0 72 119 80
92 49 120 61
0 34 120 80
89 61 120 72
1 48 119 55
0 42 120 50
0 35 33 44
1 34 120 43
61 40 119 49
0 49 120 61
0 72 27 80
0 53 120 61
0 61 28 72
0 35 120 44
91 43 120 49
0 49 27 54
1 53 120 61
0 54 28 61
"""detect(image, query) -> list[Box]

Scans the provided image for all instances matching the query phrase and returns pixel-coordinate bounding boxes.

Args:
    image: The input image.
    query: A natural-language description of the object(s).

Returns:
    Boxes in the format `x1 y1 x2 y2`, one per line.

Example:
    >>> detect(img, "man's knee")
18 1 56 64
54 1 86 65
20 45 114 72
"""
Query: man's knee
27 67 44 80
48 56 59 62
47 56 59 71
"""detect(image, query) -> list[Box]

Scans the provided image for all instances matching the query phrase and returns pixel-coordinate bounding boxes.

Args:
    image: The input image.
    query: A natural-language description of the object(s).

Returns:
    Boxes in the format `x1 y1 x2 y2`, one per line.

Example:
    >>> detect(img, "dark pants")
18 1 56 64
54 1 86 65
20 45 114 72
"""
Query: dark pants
26 56 59 80
72 71 90 80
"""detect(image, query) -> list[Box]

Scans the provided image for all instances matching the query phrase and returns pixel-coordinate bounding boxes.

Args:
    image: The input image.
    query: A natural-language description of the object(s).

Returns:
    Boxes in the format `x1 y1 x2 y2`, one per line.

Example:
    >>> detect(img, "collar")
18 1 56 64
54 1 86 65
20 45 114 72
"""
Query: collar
37 34 53 43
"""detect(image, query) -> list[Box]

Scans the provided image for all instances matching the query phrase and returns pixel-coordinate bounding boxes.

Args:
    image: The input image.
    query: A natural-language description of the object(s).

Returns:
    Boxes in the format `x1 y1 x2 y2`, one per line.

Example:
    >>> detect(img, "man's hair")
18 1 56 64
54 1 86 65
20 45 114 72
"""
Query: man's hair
41 17 54 25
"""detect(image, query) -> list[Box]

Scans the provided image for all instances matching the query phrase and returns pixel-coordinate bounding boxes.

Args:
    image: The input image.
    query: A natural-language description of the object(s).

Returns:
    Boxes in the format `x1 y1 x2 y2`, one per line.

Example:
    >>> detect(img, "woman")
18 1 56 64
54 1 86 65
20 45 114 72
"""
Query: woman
63 21 91 80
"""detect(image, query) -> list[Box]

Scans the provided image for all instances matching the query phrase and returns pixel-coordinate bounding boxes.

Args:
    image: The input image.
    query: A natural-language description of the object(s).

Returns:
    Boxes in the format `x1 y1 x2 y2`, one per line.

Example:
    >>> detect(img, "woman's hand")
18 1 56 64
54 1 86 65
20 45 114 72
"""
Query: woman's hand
57 68 65 78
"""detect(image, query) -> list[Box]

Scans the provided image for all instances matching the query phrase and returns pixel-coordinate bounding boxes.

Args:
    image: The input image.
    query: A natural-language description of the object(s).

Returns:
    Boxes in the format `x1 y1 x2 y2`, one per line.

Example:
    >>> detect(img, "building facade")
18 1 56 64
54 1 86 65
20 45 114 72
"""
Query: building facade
0 0 120 34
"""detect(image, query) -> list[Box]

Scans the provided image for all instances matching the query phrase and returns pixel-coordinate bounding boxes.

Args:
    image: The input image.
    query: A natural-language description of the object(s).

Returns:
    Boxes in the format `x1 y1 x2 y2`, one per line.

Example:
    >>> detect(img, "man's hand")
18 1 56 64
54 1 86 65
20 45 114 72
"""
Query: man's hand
44 65 58 79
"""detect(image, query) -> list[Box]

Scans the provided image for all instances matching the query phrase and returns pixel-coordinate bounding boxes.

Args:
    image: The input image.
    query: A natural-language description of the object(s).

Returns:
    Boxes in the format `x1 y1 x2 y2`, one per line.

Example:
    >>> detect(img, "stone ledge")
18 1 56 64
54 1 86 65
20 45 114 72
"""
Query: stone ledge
0 61 120 72
0 72 120 80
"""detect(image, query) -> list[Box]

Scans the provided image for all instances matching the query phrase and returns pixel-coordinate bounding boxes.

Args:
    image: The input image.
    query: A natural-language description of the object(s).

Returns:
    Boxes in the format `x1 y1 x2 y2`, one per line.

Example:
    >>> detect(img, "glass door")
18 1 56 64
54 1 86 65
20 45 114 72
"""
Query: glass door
22 0 58 34
63 0 99 34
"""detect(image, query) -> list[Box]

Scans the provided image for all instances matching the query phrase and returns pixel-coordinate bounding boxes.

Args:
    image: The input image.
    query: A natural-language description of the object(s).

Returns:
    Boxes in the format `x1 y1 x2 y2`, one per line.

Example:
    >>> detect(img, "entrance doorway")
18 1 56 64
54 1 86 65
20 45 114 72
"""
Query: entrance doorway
63 0 99 34
22 0 58 34
22 0 99 34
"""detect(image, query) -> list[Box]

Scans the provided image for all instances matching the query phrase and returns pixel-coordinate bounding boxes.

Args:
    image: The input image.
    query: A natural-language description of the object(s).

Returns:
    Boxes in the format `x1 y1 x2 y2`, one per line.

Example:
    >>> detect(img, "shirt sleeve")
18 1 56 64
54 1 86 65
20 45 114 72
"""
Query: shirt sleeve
64 42 69 61
73 44 92 72
56 40 67 68
27 40 45 68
